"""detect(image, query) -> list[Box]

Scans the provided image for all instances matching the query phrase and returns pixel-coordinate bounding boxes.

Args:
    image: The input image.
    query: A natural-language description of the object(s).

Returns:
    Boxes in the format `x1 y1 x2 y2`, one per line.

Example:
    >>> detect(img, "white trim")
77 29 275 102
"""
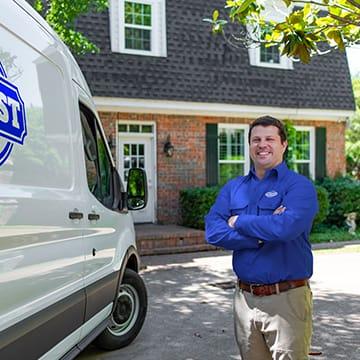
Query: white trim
294 126 315 179
218 124 250 178
109 0 167 57
94 97 354 122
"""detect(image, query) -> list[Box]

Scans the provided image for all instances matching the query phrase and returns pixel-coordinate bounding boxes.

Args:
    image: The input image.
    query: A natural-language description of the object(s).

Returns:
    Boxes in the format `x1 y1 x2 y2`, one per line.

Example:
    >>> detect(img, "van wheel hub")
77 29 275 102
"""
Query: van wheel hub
109 284 139 336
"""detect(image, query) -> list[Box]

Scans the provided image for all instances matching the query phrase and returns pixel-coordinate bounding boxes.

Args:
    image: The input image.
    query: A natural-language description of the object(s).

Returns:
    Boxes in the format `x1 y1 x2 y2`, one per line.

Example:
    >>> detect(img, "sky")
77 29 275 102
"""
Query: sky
346 46 360 78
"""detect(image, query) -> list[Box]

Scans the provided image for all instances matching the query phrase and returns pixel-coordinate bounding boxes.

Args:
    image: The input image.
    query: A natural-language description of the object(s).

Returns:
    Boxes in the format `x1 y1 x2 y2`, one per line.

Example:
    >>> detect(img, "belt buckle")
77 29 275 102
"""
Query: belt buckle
249 283 261 295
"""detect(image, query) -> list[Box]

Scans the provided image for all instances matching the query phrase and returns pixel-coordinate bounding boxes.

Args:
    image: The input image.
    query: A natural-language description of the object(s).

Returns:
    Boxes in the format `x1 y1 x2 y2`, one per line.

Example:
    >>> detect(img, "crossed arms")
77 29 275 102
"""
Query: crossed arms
205 179 318 251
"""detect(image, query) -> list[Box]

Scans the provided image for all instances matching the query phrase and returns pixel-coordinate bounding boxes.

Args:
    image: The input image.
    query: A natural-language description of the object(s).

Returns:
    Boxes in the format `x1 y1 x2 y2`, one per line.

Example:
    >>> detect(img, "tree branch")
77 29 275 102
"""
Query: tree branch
344 0 360 10
329 12 360 25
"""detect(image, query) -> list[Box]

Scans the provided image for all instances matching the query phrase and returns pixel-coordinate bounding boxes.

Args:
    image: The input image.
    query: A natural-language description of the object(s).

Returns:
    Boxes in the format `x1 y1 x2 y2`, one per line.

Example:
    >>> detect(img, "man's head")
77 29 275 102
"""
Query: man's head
248 116 288 176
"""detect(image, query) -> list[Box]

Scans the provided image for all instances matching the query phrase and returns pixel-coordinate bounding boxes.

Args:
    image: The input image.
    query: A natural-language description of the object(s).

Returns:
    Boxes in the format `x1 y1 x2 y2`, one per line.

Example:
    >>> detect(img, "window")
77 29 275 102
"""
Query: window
80 105 114 208
248 42 293 70
218 125 250 185
124 1 151 51
247 2 293 70
109 0 167 57
260 44 280 64
291 126 315 179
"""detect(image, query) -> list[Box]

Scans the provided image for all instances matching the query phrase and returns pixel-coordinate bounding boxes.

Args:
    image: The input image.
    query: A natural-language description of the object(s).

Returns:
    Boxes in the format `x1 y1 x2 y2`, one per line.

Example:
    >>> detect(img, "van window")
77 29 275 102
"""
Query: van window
80 105 113 208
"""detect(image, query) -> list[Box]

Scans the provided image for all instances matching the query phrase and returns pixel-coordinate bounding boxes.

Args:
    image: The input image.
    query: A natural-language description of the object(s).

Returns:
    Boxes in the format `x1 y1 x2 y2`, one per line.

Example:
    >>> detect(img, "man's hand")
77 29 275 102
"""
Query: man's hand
228 215 238 228
273 205 286 215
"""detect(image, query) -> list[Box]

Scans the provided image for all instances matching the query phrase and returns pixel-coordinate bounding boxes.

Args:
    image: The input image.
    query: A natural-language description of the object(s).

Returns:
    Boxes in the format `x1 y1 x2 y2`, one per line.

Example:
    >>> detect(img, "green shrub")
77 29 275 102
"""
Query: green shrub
180 186 220 229
313 185 329 228
180 185 329 230
320 176 360 228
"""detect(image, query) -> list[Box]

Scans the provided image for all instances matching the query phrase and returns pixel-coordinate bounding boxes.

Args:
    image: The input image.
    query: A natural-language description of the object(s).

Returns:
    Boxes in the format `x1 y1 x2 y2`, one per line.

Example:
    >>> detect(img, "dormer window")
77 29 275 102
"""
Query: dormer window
124 2 151 51
109 0 167 57
248 39 293 70
260 44 280 64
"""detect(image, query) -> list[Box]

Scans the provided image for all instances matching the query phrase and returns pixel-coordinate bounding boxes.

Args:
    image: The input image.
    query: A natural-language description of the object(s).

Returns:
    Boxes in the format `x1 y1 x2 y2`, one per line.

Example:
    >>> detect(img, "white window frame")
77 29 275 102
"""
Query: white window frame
218 124 250 182
293 126 315 179
109 0 167 57
249 45 294 70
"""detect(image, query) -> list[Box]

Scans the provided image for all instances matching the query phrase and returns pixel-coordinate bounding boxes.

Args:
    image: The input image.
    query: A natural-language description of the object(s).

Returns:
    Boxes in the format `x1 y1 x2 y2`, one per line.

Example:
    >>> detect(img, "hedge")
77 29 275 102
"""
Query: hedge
180 185 329 230
320 176 360 228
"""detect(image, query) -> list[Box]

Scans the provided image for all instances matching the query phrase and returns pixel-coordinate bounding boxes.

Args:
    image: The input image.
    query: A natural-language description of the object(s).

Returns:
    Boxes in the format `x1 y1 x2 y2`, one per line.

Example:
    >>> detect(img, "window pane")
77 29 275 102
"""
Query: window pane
260 44 280 64
293 163 310 178
218 127 245 161
124 144 130 155
294 131 310 160
219 163 244 185
129 124 140 132
131 144 137 155
124 1 134 24
139 144 144 155
141 125 153 133
124 28 151 51
118 124 127 132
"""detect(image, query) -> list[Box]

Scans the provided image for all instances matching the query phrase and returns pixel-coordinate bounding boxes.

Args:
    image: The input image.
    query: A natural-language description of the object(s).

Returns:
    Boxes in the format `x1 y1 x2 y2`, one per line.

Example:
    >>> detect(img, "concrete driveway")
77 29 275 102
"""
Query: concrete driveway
78 244 360 360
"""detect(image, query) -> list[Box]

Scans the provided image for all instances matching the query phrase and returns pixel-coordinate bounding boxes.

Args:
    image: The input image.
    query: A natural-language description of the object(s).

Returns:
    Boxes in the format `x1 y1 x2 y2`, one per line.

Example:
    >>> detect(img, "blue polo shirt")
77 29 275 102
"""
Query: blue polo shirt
205 162 318 284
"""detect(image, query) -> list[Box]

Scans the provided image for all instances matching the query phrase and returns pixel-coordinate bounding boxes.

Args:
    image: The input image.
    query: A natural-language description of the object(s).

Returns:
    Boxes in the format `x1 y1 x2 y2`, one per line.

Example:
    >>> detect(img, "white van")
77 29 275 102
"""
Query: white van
0 1 148 359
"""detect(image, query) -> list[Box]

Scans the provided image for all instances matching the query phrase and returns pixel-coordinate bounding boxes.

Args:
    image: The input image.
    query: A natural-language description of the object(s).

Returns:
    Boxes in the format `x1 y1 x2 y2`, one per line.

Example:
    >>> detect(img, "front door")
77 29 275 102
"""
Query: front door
118 136 155 223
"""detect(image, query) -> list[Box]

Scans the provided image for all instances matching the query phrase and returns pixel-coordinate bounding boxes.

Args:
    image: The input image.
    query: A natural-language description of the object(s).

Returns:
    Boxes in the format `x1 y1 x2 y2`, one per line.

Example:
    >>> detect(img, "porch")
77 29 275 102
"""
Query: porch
134 224 215 255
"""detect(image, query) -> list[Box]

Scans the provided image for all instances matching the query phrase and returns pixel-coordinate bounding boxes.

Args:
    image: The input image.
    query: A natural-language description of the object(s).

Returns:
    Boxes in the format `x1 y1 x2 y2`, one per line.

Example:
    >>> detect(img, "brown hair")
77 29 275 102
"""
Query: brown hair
248 116 287 144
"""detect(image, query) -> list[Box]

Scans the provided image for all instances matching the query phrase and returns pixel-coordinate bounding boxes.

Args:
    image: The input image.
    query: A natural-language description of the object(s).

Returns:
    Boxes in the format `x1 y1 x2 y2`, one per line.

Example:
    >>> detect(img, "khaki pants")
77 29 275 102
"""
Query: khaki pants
234 285 313 360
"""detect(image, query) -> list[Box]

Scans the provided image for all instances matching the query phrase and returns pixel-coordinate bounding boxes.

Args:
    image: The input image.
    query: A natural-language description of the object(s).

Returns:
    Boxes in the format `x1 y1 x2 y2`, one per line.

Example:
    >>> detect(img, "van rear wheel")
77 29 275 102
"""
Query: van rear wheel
95 268 147 350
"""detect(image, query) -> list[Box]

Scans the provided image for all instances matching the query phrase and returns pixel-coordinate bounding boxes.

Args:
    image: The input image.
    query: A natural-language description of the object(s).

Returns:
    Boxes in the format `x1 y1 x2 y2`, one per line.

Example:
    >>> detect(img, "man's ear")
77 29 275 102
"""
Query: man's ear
282 140 288 153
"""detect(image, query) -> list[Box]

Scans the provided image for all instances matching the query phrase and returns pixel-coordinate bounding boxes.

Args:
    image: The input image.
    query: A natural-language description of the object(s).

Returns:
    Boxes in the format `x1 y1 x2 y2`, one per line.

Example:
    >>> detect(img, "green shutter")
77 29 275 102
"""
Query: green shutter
315 127 326 181
206 124 218 186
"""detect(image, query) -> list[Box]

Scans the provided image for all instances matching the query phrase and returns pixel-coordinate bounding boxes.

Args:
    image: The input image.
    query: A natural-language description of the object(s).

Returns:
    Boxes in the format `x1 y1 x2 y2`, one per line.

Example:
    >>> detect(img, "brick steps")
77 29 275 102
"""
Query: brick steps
135 224 215 255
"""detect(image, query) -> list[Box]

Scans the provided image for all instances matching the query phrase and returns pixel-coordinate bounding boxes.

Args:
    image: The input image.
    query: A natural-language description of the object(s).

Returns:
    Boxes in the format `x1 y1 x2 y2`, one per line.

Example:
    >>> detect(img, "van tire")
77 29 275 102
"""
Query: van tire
95 268 147 350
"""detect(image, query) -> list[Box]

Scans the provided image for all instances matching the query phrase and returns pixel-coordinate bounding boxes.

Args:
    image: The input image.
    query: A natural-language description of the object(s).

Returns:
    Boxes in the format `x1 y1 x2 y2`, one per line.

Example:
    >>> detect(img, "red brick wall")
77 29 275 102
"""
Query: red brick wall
98 112 346 224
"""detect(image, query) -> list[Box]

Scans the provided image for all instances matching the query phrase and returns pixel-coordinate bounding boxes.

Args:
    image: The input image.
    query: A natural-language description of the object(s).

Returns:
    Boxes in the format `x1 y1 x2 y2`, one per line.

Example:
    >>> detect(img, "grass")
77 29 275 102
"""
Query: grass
313 244 360 255
310 227 360 244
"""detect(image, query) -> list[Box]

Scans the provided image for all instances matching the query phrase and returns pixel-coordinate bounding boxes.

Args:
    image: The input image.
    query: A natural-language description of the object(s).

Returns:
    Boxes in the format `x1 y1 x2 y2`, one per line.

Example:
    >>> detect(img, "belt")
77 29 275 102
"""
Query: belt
237 279 308 297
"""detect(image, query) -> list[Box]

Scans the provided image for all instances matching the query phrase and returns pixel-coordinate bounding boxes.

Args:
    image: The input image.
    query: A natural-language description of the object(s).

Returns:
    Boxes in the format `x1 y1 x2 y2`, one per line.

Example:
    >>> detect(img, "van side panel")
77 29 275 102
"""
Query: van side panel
0 3 86 358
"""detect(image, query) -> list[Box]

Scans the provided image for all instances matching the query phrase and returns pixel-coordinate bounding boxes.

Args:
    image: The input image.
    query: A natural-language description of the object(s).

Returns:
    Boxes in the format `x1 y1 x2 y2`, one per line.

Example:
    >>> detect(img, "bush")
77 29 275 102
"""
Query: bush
320 176 360 228
180 185 329 230
180 186 220 229
313 185 329 228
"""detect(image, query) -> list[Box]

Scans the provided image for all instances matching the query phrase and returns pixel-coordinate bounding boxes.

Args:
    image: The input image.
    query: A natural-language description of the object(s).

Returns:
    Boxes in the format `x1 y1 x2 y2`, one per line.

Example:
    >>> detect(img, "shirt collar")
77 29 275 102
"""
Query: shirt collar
249 161 288 181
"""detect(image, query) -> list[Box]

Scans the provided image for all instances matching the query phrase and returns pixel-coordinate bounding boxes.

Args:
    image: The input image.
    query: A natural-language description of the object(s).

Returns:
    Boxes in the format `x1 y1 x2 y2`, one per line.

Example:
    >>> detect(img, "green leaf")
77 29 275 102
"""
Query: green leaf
238 0 254 13
303 3 312 19
213 9 219 21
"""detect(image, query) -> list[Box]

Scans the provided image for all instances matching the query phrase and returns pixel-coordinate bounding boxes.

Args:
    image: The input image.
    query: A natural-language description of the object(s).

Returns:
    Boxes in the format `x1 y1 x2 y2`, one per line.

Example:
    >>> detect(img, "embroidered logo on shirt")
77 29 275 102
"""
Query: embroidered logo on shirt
265 190 278 198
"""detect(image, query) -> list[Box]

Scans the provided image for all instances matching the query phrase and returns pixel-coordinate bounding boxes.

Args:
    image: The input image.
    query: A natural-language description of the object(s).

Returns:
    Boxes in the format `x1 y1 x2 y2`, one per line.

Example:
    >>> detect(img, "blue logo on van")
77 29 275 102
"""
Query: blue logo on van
0 61 27 166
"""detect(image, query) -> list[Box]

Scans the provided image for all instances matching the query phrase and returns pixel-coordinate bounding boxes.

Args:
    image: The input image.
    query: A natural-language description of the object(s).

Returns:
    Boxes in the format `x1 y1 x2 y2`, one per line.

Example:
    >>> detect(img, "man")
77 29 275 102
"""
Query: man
205 116 318 360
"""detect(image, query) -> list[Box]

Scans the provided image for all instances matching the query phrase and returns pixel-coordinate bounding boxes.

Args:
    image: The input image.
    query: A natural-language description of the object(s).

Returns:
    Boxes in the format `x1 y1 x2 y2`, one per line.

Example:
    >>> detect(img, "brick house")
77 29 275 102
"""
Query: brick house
75 0 355 225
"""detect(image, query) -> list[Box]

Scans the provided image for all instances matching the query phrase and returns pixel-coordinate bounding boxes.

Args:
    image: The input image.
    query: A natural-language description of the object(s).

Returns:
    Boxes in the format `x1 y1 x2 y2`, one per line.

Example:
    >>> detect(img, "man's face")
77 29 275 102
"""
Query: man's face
249 125 288 172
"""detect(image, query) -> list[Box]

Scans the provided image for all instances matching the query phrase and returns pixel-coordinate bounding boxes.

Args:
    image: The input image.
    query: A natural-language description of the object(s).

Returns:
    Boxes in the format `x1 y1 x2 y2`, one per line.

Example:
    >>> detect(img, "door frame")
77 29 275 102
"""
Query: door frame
116 120 157 223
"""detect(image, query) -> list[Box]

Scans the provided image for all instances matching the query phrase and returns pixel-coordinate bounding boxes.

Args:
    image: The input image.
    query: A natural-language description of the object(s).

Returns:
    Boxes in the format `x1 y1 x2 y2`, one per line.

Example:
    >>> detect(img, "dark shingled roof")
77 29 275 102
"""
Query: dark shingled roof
75 0 355 111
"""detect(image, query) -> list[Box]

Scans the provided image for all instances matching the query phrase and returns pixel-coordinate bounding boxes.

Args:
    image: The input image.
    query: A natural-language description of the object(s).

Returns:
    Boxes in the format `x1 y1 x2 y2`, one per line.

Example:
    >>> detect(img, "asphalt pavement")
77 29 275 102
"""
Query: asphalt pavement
78 242 360 360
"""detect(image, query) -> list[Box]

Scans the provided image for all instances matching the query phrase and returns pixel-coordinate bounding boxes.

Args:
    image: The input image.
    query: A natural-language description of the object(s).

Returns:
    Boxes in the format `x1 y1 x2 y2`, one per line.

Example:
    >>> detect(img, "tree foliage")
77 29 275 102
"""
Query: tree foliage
346 77 360 179
32 0 108 54
204 0 360 63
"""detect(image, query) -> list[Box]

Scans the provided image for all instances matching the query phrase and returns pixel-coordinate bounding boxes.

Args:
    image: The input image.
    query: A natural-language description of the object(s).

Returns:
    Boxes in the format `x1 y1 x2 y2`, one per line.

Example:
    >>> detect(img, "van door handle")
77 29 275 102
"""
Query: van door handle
88 213 100 221
69 211 84 220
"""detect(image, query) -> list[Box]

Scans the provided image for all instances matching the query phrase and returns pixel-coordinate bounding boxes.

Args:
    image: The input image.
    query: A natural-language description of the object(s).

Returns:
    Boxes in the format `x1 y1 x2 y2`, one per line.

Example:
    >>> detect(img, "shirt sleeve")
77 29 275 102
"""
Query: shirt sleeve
205 181 260 250
234 177 319 243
